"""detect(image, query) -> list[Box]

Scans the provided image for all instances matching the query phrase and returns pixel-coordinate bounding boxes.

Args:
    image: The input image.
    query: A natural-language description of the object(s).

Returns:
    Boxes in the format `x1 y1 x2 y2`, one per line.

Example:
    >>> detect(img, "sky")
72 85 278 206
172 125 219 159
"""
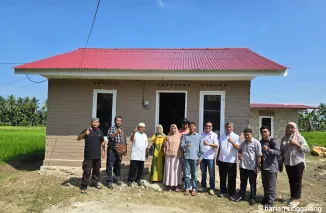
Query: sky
0 0 325 106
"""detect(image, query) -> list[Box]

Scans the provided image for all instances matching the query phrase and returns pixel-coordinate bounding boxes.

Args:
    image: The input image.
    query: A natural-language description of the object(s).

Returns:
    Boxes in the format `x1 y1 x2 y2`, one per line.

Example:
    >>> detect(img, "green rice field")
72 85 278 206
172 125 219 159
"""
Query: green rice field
301 131 326 148
0 126 45 163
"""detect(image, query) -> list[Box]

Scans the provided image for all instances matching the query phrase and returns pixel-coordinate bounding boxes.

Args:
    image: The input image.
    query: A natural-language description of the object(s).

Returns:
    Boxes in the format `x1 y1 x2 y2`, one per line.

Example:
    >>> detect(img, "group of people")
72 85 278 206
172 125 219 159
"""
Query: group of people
77 116 310 209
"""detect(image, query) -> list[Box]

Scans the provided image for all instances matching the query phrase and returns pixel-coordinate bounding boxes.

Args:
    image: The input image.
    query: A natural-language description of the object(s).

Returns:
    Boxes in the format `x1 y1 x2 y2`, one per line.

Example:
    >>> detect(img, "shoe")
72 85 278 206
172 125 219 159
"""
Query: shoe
127 181 132 187
218 193 227 198
261 198 268 205
93 182 102 189
263 203 273 209
136 181 143 187
198 188 207 192
229 196 235 201
249 199 256 206
191 190 197 196
107 183 113 189
115 180 122 186
235 196 245 202
209 189 215 195
184 190 191 196
80 187 87 194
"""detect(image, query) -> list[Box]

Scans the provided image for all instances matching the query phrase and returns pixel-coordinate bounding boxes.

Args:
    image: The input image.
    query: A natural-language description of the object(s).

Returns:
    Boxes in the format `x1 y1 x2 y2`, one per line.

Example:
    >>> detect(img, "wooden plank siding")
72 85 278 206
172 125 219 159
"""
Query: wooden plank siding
44 79 250 167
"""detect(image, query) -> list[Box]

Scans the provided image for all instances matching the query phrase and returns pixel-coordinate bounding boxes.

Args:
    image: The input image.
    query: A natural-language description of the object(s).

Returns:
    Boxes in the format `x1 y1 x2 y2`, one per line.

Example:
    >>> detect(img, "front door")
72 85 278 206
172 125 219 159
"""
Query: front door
157 92 186 135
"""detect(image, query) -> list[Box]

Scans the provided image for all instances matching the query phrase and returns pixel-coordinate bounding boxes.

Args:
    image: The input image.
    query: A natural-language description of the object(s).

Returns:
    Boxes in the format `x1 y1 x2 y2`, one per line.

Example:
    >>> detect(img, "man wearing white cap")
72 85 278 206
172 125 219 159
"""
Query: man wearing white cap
127 122 149 186
77 118 105 194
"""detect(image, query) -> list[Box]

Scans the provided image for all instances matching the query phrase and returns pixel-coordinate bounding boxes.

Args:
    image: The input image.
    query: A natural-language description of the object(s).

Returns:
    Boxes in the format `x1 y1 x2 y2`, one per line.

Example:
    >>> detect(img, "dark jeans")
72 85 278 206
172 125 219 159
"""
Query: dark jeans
106 149 121 184
218 161 237 196
128 160 145 182
285 162 305 199
261 170 277 204
239 168 257 200
81 158 101 188
200 159 215 190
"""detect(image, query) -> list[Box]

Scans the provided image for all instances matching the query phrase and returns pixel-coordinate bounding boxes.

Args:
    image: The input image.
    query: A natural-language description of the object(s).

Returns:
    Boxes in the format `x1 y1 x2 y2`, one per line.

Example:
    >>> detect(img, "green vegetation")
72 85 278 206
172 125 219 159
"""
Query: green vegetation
301 131 326 148
299 103 326 131
0 95 47 126
0 126 45 162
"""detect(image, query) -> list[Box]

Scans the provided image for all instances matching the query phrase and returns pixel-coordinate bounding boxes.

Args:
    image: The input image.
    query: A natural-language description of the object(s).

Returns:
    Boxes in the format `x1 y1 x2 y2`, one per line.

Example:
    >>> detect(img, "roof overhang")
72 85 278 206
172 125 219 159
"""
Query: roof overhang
15 69 288 81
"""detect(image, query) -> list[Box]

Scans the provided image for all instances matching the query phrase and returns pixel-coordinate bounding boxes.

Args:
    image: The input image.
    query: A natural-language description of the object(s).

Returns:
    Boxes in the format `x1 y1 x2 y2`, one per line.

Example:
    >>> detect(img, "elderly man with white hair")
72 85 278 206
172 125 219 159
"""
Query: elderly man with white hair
127 122 149 186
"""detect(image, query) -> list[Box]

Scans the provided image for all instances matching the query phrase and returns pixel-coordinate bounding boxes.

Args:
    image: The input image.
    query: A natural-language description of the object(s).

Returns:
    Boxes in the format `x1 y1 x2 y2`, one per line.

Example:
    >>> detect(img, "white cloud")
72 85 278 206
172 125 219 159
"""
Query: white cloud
157 0 165 8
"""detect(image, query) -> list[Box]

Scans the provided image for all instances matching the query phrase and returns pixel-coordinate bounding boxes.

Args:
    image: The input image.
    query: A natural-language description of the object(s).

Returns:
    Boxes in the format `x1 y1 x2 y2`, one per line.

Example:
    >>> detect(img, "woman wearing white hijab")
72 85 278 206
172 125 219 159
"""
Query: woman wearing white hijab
279 122 310 208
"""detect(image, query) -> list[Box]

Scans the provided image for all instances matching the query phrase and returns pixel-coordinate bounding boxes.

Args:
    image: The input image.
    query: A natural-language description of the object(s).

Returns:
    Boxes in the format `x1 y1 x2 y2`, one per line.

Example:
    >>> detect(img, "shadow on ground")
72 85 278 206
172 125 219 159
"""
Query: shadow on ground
1 151 44 172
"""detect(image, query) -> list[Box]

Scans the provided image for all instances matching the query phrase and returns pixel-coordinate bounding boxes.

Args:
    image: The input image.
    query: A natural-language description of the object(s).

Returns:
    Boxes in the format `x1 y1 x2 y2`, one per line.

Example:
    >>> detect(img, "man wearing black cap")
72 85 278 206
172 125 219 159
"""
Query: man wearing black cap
77 118 105 194
235 128 262 205
179 118 190 135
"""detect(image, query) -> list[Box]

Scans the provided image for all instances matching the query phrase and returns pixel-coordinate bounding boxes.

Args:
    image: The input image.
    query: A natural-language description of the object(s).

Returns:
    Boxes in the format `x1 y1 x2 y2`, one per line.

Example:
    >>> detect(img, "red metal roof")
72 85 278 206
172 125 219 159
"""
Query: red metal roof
251 103 318 109
15 48 287 71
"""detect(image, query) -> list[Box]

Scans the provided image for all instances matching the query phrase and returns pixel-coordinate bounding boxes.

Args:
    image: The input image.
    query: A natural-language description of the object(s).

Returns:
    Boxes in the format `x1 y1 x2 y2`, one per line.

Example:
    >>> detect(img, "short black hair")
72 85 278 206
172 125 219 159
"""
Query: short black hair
204 121 213 126
188 121 196 126
260 126 270 132
243 128 253 134
114 116 123 122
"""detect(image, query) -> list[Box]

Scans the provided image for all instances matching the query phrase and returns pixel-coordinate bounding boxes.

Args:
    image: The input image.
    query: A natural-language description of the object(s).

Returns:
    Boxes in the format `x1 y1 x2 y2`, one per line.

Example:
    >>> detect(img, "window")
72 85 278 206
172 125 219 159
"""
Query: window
92 89 117 136
199 91 225 134
259 116 274 139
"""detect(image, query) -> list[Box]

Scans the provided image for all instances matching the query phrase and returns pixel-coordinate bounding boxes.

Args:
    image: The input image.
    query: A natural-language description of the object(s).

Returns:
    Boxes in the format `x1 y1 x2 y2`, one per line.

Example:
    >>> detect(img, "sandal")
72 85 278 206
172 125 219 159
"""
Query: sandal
175 187 181 192
94 182 102 189
191 190 197 196
184 190 191 196
81 188 87 194
288 200 300 208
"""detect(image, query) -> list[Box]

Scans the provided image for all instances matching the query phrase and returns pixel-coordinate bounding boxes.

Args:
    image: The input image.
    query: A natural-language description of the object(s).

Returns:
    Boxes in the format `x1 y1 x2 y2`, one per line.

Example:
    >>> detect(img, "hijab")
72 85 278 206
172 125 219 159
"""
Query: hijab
155 124 166 137
165 124 182 157
281 122 302 160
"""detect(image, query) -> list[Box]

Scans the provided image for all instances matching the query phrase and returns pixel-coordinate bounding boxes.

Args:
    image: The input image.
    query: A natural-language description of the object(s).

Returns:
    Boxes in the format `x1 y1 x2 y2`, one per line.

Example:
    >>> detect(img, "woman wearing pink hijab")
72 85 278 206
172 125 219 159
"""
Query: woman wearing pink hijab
279 122 310 208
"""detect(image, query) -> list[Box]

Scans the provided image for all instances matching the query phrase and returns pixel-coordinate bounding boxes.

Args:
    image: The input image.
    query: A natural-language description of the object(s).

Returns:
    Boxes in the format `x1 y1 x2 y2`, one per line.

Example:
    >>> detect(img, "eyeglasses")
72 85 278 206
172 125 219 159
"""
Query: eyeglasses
260 130 268 133
205 125 212 128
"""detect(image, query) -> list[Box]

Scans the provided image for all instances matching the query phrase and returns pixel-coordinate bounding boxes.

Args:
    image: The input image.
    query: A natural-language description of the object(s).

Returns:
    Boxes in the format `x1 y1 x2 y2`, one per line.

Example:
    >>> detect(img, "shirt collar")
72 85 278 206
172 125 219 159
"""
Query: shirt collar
202 131 212 135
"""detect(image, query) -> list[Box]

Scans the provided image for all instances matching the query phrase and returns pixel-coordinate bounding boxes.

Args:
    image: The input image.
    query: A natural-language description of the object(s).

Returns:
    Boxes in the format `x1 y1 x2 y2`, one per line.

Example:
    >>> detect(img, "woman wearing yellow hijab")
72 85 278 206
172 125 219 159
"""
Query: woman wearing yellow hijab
150 124 166 182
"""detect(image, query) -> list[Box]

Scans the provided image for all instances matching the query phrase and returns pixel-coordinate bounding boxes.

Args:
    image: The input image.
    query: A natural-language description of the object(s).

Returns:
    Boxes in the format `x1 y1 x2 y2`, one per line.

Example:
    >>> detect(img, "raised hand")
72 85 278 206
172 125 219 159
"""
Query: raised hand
85 129 90 135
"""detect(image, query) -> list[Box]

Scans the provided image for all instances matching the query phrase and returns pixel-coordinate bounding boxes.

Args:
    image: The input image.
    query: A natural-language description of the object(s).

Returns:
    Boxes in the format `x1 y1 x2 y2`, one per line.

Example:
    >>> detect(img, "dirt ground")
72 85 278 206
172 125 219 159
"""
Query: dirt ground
0 156 325 213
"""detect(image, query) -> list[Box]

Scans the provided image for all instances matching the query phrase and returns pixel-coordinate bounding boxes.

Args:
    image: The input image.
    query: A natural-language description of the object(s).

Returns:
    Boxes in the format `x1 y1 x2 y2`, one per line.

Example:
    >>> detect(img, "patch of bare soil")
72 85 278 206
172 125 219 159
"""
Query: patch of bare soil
0 156 325 213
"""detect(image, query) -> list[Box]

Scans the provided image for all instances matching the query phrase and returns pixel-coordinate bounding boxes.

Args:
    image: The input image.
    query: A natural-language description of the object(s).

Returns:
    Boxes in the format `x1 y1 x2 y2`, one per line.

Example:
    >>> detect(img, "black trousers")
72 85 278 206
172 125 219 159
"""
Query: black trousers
239 168 257 200
81 158 101 188
261 170 277 204
128 160 144 182
285 162 305 199
218 161 237 196
106 149 122 183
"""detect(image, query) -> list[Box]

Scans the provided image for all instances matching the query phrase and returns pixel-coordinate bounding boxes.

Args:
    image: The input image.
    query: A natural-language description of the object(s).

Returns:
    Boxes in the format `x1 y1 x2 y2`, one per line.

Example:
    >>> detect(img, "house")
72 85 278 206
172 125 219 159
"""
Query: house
250 103 318 141
15 48 288 167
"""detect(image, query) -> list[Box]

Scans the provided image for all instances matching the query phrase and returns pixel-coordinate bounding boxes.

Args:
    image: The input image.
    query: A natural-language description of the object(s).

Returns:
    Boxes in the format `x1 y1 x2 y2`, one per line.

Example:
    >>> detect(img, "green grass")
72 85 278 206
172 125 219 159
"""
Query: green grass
301 131 326 147
0 126 46 162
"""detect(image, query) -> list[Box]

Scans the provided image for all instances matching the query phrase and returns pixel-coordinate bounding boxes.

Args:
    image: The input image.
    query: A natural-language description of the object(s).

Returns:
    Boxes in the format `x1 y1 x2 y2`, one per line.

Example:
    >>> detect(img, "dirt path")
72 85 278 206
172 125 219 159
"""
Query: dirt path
0 156 325 213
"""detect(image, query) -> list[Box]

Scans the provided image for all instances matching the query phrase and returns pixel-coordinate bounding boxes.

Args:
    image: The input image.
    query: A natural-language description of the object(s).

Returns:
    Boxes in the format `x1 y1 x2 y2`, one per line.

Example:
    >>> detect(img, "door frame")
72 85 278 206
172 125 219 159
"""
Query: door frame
92 89 117 127
199 91 225 134
155 90 188 130
258 115 274 140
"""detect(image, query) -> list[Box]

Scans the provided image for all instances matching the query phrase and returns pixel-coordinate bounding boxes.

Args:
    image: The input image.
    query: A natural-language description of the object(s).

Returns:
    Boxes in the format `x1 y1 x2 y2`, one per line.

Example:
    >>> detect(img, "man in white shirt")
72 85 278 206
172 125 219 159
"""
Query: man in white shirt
216 122 240 200
199 121 219 195
127 122 149 187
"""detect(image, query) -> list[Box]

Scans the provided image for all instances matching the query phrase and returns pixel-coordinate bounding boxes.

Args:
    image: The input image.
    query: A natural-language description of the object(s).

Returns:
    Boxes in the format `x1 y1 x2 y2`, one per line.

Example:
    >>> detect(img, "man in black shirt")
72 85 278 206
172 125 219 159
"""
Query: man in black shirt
77 118 105 194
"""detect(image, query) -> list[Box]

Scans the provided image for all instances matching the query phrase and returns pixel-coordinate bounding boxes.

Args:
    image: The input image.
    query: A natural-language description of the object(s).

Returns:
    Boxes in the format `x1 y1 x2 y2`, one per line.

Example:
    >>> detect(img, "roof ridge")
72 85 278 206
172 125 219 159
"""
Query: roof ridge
77 47 252 50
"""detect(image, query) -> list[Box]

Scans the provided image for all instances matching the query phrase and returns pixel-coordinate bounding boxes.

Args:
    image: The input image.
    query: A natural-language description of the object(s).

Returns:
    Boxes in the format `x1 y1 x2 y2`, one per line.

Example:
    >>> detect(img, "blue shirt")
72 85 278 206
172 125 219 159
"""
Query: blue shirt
181 132 203 160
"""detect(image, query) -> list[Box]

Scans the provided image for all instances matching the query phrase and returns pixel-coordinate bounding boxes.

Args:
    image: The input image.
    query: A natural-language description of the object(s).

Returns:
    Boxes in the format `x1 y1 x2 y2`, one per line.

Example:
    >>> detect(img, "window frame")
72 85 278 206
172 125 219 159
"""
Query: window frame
258 115 274 140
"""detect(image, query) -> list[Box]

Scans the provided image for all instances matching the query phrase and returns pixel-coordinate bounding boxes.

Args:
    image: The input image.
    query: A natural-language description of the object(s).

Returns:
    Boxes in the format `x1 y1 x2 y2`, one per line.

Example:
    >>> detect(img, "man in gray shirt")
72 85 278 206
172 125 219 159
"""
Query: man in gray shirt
181 121 203 196
235 128 262 206
260 126 280 208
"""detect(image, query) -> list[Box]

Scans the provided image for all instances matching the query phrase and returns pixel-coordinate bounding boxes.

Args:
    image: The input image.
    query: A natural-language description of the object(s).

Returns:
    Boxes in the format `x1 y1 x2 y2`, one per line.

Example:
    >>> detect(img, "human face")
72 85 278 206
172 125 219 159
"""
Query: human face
286 124 295 135
189 124 196 133
138 126 145 133
204 123 212 133
225 124 233 134
182 123 188 129
91 121 100 128
260 128 270 139
157 126 162 134
115 117 122 127
244 132 252 142
170 125 177 134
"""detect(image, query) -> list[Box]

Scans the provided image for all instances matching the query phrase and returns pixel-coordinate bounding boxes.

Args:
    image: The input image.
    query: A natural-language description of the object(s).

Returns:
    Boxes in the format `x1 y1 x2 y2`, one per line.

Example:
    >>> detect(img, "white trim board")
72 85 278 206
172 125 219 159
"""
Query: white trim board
199 91 225 135
155 90 188 130
92 89 117 127
258 115 274 140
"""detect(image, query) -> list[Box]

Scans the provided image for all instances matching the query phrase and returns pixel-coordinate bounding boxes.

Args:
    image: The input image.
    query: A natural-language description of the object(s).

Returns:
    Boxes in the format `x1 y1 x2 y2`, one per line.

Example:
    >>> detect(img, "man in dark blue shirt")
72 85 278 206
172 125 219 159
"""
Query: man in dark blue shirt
77 118 105 194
